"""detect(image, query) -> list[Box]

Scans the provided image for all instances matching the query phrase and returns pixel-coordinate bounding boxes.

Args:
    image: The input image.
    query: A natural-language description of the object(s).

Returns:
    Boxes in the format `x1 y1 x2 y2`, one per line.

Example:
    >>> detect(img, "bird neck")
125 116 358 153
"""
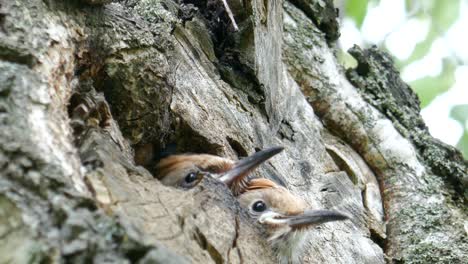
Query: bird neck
270 230 307 264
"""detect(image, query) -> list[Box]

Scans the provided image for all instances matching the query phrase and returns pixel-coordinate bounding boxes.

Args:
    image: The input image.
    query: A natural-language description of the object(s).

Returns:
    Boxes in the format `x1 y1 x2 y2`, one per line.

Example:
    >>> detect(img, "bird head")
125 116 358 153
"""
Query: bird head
225 177 349 262
155 146 284 189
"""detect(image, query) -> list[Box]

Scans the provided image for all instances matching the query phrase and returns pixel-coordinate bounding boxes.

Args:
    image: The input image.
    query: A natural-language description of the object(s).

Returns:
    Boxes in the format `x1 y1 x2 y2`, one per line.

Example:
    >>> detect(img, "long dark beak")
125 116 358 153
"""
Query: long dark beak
285 209 349 229
219 146 284 186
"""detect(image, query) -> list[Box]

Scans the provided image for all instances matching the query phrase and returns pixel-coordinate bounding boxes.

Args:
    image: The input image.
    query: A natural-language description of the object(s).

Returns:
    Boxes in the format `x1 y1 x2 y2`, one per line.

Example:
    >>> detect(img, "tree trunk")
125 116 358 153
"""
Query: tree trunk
0 0 466 263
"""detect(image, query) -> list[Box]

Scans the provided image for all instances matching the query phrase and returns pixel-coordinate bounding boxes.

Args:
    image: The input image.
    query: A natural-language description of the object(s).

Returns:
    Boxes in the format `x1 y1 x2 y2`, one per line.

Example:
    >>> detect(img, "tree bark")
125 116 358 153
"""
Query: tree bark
0 0 466 263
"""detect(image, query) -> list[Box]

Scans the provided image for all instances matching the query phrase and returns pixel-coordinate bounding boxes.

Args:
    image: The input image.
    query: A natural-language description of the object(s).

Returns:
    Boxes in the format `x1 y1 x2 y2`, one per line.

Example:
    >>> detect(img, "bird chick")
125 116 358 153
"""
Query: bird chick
221 176 349 263
156 146 347 263
155 147 284 189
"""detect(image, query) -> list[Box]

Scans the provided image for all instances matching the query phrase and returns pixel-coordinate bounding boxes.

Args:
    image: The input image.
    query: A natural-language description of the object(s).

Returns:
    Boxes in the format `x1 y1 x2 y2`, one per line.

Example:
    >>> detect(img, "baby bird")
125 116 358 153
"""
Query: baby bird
221 175 349 263
155 147 284 189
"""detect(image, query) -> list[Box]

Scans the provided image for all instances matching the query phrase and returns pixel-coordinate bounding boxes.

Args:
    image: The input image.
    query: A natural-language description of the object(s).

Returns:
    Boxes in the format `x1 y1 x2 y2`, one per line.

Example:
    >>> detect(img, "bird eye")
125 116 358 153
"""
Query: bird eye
180 171 204 188
252 200 267 212
184 172 198 184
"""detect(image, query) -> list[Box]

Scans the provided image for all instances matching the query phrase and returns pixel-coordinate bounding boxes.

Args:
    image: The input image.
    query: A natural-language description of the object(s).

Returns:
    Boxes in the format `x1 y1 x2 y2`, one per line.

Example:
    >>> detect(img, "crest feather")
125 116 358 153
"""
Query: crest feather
245 178 278 191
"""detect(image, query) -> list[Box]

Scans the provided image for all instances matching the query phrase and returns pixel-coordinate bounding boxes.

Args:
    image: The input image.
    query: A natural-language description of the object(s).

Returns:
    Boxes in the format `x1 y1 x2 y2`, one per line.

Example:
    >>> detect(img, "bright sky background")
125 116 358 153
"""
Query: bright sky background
339 0 468 147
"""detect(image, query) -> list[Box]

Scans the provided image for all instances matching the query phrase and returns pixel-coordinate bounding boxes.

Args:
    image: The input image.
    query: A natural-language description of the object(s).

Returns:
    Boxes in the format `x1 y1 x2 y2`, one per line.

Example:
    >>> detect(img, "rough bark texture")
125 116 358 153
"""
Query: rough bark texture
0 0 466 264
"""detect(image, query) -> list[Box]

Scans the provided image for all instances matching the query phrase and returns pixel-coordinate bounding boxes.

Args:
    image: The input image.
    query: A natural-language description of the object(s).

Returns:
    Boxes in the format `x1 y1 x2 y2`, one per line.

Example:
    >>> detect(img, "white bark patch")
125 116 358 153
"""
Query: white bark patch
372 119 425 177
28 106 87 193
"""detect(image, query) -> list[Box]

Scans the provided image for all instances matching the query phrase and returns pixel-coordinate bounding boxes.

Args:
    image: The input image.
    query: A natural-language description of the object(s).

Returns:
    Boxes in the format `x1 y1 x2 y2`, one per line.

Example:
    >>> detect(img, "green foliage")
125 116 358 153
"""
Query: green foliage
450 104 468 158
400 0 460 67
456 131 468 159
345 0 369 28
409 60 456 108
450 104 468 124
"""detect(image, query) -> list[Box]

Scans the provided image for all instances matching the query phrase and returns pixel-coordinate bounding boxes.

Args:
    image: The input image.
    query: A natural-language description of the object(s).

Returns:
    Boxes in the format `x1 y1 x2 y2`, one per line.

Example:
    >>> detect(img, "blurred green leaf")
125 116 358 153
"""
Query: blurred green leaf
456 131 468 159
409 60 456 108
450 104 468 158
345 0 369 28
450 104 468 124
405 0 434 17
399 0 460 67
432 0 460 30
396 30 436 68
338 49 358 68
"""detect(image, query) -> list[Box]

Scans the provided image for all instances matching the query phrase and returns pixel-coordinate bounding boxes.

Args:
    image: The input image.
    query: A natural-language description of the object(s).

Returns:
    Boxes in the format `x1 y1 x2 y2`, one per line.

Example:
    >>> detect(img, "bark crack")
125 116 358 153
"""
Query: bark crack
192 226 223 264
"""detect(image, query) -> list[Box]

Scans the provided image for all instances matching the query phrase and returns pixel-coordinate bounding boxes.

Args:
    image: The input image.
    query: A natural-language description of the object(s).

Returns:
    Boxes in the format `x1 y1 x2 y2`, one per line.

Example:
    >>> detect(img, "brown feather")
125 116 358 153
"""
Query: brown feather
241 178 278 193
156 154 235 179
